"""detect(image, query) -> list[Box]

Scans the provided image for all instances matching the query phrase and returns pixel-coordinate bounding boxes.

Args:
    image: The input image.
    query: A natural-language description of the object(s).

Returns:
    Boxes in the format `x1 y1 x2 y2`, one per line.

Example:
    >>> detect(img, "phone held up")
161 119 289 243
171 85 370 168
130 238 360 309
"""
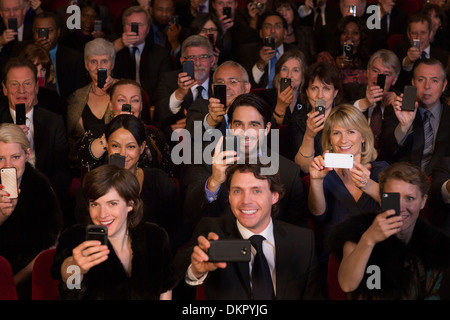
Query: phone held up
109 153 125 168
122 103 132 113
223 134 240 160
264 36 275 50
97 68 107 89
376 73 386 91
85 224 108 245
0 167 18 199
324 153 354 169
208 239 251 262
401 85 417 112
381 192 400 217
131 22 139 35
15 103 26 125
280 78 291 93
182 60 195 80
213 83 227 108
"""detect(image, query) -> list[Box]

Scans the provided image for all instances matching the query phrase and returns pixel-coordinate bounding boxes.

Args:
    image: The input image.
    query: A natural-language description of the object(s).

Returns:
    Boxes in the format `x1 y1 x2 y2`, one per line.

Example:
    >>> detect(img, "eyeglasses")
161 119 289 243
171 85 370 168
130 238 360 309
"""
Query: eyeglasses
262 23 283 31
214 79 245 86
183 54 212 62
200 27 218 34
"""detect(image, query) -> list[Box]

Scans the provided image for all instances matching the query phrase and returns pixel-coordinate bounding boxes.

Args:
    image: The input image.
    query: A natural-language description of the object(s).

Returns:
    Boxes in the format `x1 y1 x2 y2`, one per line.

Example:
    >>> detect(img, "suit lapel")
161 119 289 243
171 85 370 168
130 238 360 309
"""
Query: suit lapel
273 221 290 300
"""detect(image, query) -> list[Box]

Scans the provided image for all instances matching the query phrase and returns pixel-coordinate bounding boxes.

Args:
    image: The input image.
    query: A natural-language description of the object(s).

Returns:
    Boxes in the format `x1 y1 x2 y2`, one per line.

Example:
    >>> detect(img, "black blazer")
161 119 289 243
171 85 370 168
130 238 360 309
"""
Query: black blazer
55 45 90 101
113 40 172 105
237 42 297 89
378 102 450 175
0 105 71 199
429 157 450 233
180 152 309 229
174 215 323 300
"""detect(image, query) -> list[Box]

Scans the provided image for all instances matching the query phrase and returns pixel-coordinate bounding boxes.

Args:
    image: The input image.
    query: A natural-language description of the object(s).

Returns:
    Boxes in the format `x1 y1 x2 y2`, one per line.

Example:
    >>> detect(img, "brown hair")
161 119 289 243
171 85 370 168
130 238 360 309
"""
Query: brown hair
378 162 430 197
82 164 143 228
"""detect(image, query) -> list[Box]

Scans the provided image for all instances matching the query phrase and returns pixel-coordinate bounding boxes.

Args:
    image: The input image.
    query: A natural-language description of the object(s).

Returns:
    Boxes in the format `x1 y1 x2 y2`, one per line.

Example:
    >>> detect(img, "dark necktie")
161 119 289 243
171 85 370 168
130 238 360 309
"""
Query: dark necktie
421 51 427 60
268 49 278 89
314 7 323 31
381 13 390 33
198 3 206 13
421 110 434 170
249 235 274 300
196 86 205 101
370 103 382 149
130 46 138 80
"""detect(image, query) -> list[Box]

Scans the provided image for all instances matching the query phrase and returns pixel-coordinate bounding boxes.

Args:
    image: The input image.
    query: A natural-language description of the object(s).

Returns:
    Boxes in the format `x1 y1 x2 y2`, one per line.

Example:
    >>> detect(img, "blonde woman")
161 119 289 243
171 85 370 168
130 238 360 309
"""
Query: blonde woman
307 104 389 265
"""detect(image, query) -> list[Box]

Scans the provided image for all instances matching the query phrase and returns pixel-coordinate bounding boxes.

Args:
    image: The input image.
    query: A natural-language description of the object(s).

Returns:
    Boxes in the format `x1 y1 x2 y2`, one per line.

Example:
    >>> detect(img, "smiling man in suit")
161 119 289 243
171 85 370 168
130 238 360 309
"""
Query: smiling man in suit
174 162 322 300
1 58 71 218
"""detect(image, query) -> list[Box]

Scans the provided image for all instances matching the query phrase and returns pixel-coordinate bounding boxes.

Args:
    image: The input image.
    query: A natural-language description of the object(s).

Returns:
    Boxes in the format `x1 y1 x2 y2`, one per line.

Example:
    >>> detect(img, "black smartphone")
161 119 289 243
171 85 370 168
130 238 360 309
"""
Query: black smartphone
8 18 18 32
343 43 353 59
170 15 179 27
264 36 275 49
94 20 102 32
315 99 326 117
401 85 417 111
376 73 386 91
122 103 131 113
131 22 139 35
182 60 195 79
208 239 251 262
85 224 108 245
109 153 125 168
223 134 240 158
38 28 49 39
15 104 26 125
223 7 232 19
280 78 291 93
208 33 215 46
213 83 227 107
97 68 107 89
381 192 400 217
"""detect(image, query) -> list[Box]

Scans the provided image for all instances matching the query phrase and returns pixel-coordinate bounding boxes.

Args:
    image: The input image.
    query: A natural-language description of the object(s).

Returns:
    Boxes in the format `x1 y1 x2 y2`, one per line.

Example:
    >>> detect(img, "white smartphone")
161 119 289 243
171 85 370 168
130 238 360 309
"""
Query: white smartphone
324 153 354 169
0 167 18 198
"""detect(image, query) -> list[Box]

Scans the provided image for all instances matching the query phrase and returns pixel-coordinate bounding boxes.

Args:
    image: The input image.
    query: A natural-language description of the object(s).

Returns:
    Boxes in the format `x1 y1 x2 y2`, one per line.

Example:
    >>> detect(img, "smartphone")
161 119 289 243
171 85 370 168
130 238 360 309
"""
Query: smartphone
97 68 107 89
376 73 386 91
85 224 108 245
349 5 357 16
15 103 26 125
182 60 195 79
8 18 18 32
94 20 102 32
170 15 179 27
413 39 420 50
315 99 326 117
223 134 240 159
0 167 18 199
401 85 417 112
324 153 354 169
122 103 131 113
280 78 291 93
223 7 232 19
131 22 139 35
381 192 400 217
109 153 125 168
208 239 251 262
264 36 275 49
213 83 227 107
208 33 215 46
343 43 353 59
38 28 49 40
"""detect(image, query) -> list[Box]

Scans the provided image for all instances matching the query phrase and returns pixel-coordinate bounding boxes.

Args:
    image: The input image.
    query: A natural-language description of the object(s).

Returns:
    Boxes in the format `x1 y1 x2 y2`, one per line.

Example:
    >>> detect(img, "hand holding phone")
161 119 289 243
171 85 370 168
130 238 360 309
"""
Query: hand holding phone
264 36 275 49
280 78 291 93
401 85 417 111
381 192 400 217
208 239 251 262
324 153 354 169
222 134 240 160
223 7 232 19
85 224 108 245
0 167 18 199
8 18 18 32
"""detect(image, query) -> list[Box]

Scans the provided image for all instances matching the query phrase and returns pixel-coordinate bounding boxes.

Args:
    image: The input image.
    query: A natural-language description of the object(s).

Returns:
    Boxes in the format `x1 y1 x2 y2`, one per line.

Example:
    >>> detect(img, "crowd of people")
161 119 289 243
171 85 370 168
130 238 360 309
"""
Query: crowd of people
0 0 450 301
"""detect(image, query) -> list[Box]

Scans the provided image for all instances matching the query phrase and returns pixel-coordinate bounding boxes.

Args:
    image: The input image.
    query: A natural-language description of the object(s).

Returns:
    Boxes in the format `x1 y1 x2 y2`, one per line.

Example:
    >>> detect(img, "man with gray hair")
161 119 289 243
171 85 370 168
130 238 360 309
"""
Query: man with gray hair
353 49 400 149
154 34 215 145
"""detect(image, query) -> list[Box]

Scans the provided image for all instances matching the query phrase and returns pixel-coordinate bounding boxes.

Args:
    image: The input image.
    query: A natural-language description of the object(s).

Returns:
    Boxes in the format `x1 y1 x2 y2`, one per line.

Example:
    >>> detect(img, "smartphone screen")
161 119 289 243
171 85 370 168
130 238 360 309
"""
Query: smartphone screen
381 192 400 217
182 60 195 79
97 68 107 89
401 86 417 111
15 104 26 125
213 84 227 107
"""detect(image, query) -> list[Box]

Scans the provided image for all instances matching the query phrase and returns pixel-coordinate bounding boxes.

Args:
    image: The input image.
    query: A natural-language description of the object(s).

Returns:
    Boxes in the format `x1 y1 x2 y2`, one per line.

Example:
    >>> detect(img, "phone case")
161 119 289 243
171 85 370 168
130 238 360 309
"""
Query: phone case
381 192 400 216
213 84 227 106
15 104 26 125
324 153 354 169
401 86 417 111
182 60 195 79
97 68 107 89
208 240 251 262
85 224 108 245
1 168 18 199
280 78 291 93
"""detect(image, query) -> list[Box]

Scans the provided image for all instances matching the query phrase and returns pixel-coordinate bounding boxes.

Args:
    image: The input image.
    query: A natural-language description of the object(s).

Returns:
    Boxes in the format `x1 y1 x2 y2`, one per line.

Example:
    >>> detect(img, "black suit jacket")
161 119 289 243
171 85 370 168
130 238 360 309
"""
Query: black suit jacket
55 45 90 101
429 157 450 233
180 152 309 229
174 215 322 300
378 102 450 175
0 105 71 198
113 40 172 105
237 42 296 89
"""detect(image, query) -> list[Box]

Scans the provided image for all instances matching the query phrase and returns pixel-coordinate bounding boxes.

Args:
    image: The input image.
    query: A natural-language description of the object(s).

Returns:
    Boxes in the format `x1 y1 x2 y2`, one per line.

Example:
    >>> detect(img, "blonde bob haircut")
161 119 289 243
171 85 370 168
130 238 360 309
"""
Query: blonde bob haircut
321 104 377 164
0 123 31 153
